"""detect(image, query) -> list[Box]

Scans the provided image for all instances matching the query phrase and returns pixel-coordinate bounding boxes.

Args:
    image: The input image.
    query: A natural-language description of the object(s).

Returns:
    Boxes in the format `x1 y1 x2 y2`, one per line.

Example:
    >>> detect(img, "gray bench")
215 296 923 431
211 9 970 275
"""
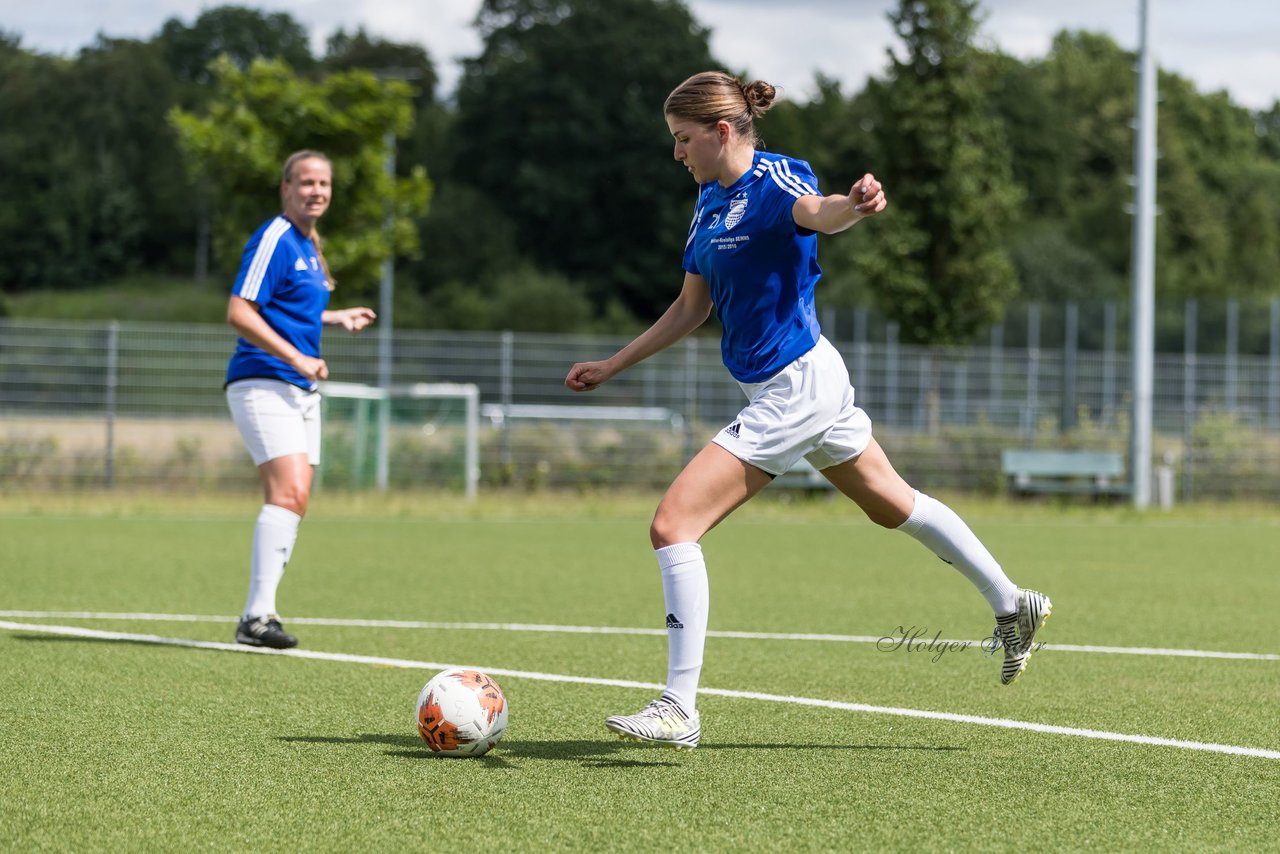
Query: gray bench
1001 449 1130 498
480 403 683 431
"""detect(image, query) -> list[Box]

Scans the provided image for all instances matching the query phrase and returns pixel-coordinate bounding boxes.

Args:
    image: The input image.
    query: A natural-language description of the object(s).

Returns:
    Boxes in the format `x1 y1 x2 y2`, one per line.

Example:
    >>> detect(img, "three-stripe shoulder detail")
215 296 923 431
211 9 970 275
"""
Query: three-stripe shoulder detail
762 157 817 199
237 217 293 302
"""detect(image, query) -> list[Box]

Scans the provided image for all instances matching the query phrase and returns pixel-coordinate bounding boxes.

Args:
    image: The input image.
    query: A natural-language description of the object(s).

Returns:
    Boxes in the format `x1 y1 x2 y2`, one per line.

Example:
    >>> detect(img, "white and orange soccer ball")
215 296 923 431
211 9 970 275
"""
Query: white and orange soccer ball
415 668 508 757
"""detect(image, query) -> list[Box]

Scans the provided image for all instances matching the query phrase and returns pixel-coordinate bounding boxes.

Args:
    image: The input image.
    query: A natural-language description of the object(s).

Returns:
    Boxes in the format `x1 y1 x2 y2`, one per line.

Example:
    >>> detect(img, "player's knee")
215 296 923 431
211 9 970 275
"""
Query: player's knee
649 509 683 549
269 484 310 517
858 500 907 528
864 508 902 529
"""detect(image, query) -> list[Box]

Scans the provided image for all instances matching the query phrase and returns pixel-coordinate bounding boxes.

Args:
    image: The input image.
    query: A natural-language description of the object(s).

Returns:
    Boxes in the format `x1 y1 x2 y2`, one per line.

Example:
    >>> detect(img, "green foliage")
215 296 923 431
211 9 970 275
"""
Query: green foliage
0 274 225 322
0 37 191 288
0 436 58 484
423 265 596 332
1023 31 1280 302
866 0 1023 344
403 182 524 298
1009 224 1124 303
168 57 432 302
452 0 717 320
1223 160 1280 292
1186 410 1280 498
1257 103 1280 160
1034 32 1137 278
155 6 314 84
3 1 1280 322
1156 80 1280 297
321 28 438 103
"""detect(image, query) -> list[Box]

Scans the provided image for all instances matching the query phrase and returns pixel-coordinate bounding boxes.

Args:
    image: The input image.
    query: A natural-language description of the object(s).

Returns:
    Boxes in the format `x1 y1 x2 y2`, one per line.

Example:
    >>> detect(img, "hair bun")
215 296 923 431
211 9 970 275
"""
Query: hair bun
742 80 777 117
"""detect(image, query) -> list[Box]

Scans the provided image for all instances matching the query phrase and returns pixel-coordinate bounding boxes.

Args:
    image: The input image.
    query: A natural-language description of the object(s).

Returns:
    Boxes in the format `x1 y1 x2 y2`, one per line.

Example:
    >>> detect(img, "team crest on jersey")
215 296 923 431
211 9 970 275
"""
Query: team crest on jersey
724 192 749 230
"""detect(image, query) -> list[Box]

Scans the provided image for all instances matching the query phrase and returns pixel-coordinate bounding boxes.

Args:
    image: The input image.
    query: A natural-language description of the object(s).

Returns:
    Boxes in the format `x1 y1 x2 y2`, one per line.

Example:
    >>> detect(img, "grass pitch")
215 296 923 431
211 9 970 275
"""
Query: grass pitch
2 493 1278 851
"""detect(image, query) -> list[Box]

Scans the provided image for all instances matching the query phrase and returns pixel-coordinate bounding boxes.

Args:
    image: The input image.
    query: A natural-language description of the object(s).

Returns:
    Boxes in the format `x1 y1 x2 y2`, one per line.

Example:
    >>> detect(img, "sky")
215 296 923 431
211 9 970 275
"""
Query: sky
3 0 1279 110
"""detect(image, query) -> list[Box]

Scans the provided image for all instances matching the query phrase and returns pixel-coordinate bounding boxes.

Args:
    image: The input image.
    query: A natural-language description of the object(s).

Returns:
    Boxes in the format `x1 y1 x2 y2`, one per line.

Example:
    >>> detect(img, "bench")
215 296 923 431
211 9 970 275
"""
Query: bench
480 403 683 431
1001 449 1130 498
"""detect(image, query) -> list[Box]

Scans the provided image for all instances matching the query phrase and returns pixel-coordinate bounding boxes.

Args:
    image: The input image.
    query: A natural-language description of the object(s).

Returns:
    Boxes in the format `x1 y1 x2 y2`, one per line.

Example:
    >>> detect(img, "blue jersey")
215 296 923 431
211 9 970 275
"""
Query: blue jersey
225 216 331 391
682 150 823 383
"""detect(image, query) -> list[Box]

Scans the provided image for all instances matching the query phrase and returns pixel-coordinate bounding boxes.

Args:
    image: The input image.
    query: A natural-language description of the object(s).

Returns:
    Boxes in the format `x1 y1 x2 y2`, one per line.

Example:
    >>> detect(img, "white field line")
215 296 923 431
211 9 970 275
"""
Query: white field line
2 618 1277 762
1 610 1277 662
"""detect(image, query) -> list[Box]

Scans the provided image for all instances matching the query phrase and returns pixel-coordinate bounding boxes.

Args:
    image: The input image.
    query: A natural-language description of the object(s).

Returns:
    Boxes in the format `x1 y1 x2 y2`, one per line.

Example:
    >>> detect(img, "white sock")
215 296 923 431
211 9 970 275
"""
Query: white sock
242 504 301 620
656 542 709 714
896 491 1019 615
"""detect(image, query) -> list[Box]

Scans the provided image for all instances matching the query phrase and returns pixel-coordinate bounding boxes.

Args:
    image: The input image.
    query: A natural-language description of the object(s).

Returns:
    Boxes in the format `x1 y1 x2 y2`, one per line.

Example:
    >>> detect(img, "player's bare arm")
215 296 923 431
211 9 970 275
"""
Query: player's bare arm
566 273 712 392
322 306 377 332
792 172 887 234
227 295 329 381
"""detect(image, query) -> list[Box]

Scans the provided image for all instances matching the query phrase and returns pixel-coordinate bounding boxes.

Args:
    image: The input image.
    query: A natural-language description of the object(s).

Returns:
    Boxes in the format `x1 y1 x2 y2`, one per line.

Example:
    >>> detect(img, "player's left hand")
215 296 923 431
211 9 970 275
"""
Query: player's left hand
850 173 886 217
331 307 377 332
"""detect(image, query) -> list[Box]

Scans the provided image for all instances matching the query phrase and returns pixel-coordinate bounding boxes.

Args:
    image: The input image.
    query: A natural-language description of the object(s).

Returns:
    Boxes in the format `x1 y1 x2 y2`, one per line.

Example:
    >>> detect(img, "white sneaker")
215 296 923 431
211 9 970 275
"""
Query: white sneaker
989 589 1052 685
605 694 700 750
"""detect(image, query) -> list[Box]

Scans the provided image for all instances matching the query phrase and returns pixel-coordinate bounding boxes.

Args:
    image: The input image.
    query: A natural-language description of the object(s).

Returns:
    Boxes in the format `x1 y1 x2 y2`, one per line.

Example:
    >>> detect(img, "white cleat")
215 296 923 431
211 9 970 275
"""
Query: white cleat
605 694 700 750
989 589 1053 685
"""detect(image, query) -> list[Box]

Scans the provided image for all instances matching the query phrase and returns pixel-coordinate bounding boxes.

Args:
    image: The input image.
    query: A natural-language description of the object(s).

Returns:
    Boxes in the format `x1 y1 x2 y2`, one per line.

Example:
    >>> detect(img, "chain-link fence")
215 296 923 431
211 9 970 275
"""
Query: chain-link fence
2 307 1278 499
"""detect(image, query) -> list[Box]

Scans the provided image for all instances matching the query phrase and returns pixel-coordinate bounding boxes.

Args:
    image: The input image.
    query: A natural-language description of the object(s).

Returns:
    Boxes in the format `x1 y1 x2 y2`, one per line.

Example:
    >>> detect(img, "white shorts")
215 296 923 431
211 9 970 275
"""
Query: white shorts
712 336 873 476
226 379 322 467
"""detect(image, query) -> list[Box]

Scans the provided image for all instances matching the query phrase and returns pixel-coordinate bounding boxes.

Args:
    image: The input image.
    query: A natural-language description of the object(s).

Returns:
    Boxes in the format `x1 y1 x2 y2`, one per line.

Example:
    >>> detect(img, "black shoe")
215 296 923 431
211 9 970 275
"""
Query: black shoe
236 615 298 649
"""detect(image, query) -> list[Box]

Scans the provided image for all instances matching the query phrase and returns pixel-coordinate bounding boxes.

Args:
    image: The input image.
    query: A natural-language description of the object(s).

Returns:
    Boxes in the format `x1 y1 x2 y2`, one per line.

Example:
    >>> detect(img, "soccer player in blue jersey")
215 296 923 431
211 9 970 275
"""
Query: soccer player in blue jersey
224 150 376 649
565 72 1051 749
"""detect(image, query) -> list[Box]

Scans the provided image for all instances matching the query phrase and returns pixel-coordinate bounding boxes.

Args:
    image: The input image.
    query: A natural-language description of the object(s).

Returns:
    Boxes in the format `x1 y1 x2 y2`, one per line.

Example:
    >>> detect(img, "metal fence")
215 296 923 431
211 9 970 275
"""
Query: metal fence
2 312 1278 499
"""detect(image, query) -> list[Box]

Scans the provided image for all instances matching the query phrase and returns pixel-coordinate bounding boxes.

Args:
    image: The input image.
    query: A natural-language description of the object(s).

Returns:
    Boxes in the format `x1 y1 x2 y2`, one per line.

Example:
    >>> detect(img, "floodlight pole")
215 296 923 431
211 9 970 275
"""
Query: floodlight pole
371 67 423 492
1129 0 1157 508
376 128 395 492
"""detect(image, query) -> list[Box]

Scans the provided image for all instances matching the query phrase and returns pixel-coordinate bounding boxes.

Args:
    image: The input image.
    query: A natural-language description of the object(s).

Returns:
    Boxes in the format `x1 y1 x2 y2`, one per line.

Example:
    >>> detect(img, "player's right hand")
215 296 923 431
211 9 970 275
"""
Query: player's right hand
293 354 329 382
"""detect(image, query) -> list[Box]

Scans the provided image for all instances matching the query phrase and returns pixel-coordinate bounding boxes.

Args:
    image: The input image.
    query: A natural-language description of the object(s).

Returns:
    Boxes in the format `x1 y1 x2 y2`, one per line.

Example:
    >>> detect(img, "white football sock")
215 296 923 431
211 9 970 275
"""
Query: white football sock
896 491 1019 615
242 504 301 620
656 542 709 714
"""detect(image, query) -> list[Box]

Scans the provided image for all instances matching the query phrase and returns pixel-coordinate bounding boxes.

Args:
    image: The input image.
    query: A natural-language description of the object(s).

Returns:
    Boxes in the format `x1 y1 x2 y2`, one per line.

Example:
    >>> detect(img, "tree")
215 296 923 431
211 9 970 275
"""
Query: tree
1035 31 1280 300
981 44 1123 303
156 6 314 86
0 36 189 288
1257 103 1280 161
75 37 194 274
322 27 438 101
1036 32 1143 288
452 0 717 319
863 0 1023 345
321 27 447 206
0 44 87 288
169 57 431 300
1154 79 1277 297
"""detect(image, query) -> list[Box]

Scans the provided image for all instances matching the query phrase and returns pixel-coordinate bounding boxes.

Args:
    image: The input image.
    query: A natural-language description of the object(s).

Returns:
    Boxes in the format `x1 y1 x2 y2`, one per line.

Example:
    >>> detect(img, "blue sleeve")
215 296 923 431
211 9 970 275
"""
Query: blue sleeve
231 220 291 305
760 156 821 234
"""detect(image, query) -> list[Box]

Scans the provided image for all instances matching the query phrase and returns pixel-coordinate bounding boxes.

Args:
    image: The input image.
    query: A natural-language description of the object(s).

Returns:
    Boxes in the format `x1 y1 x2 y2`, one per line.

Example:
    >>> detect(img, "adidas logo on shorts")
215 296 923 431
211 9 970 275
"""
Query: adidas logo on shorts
724 421 741 439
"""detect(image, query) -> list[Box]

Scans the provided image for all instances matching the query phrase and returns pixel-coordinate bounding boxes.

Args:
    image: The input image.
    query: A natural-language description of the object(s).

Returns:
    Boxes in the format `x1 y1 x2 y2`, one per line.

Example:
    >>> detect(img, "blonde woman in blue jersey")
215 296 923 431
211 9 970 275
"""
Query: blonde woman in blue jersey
565 72 1051 749
225 150 376 649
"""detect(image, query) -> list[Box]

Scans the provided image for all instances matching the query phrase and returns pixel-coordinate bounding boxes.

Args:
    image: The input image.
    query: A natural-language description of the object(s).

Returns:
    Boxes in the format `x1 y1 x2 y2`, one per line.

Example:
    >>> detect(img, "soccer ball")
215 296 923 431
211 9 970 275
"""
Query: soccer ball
415 668 508 757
